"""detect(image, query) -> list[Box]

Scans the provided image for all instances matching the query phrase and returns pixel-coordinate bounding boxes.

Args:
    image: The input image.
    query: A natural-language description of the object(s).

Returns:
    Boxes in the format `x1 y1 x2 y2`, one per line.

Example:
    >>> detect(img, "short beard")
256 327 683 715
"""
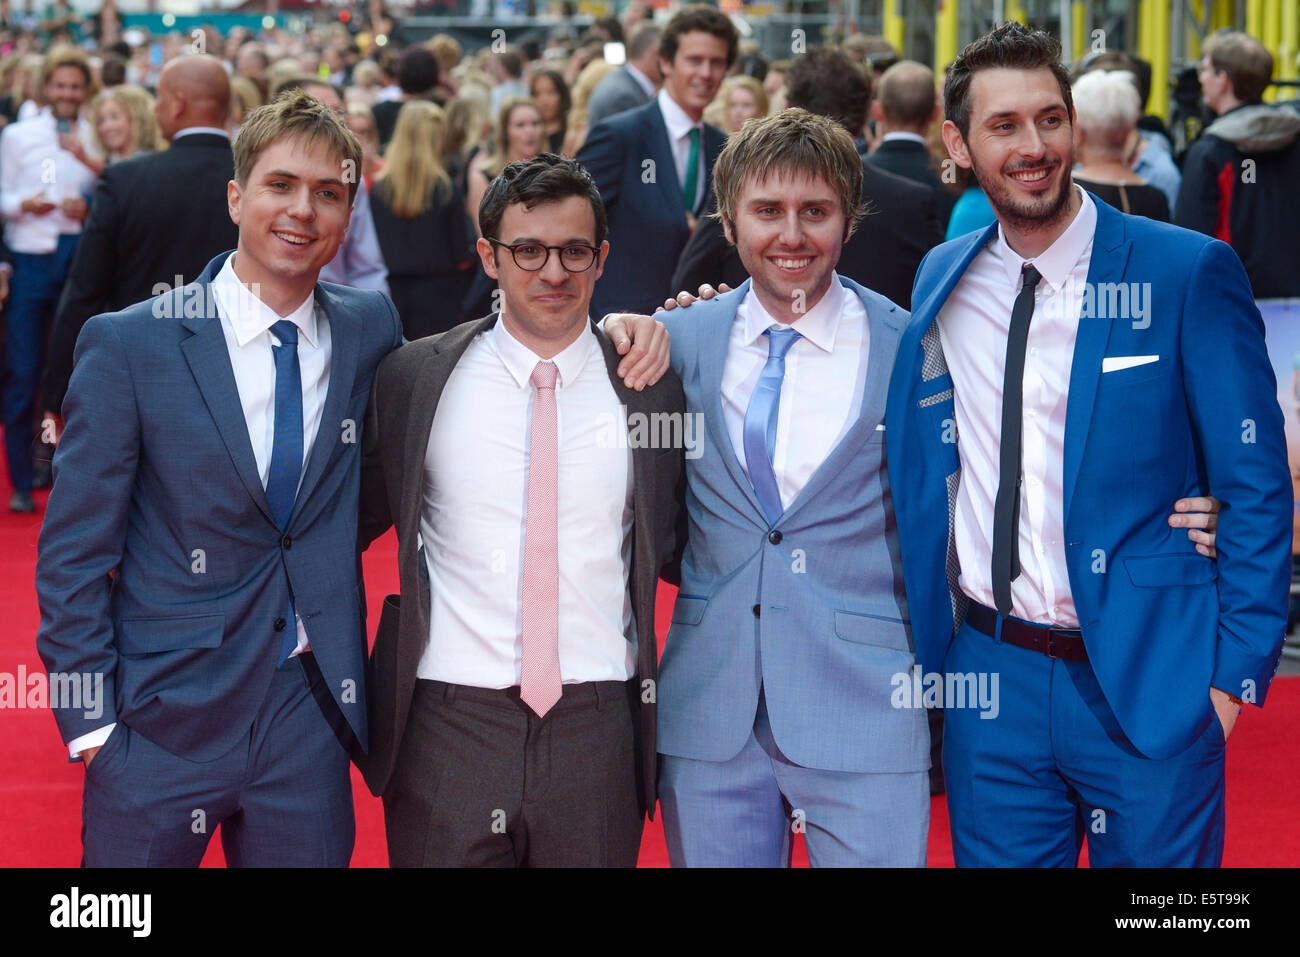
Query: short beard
970 152 1074 236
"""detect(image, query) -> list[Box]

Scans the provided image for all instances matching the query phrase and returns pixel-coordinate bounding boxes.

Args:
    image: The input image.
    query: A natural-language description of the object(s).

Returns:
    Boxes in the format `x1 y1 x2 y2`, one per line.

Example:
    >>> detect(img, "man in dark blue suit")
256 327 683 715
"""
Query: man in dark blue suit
578 4 735 319
886 23 1290 866
35 91 404 866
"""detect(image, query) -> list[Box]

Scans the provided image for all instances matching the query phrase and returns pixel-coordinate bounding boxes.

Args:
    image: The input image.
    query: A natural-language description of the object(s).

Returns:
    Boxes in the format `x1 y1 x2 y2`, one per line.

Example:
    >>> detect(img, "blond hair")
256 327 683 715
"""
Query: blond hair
40 45 95 100
711 108 865 240
89 85 162 157
234 89 363 205
374 100 450 218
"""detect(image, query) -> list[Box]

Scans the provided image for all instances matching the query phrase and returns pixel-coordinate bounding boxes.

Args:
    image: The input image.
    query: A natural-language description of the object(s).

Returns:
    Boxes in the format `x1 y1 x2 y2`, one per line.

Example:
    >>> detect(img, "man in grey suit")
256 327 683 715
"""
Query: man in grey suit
587 22 662 128
357 154 686 867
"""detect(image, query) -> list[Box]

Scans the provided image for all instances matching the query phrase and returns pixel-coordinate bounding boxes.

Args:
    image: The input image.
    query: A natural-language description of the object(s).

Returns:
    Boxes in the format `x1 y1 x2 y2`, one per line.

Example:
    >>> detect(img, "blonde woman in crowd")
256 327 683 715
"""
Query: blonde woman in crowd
465 95 544 234
369 100 476 339
80 84 161 174
706 74 769 134
561 58 616 156
345 103 385 189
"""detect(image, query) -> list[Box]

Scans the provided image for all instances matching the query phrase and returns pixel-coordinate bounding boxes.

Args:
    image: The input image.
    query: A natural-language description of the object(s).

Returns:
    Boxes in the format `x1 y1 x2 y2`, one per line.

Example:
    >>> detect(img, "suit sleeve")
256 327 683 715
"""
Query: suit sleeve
0 125 26 221
1179 239 1292 705
1173 139 1222 237
358 296 403 549
41 169 121 413
35 314 139 746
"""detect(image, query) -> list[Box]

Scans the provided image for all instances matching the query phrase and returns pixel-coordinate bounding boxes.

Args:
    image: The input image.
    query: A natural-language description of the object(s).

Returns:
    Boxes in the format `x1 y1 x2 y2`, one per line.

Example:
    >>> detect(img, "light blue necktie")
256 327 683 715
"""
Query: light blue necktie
267 319 303 667
743 327 801 525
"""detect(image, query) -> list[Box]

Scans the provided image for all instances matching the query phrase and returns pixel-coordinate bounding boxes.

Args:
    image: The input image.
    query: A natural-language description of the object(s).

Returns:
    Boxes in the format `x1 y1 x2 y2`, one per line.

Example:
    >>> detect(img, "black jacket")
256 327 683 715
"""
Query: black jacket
41 132 238 413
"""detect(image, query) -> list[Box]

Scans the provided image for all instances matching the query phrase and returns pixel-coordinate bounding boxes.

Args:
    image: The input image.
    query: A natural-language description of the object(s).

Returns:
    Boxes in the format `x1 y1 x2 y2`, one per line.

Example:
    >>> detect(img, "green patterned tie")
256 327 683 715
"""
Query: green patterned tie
682 126 701 213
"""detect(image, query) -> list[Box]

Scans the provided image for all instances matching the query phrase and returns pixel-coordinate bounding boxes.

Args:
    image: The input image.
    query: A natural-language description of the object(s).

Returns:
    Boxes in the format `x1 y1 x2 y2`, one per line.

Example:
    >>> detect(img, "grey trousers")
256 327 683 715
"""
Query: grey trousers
383 678 643 867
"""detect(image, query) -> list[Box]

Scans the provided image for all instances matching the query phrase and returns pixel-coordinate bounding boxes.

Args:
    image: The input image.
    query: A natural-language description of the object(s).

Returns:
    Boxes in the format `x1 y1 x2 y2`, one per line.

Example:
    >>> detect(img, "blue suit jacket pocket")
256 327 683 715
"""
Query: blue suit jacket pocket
671 595 709 625
834 608 911 652
1123 554 1219 587
117 614 225 655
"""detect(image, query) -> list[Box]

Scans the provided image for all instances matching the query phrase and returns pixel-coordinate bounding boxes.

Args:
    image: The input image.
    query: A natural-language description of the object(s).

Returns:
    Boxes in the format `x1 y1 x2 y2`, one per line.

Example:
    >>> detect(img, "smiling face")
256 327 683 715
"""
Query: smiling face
661 31 730 122
942 66 1076 244
724 169 846 324
476 194 608 358
96 98 131 154
505 103 545 160
226 134 352 314
45 64 87 120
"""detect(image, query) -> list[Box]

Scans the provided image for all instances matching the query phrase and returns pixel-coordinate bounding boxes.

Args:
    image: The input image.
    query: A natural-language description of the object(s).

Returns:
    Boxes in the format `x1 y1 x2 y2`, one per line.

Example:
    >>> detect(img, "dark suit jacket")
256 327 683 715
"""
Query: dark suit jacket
356 315 686 818
41 132 238 413
866 137 958 231
578 99 726 318
586 65 654 128
670 160 943 310
35 251 405 759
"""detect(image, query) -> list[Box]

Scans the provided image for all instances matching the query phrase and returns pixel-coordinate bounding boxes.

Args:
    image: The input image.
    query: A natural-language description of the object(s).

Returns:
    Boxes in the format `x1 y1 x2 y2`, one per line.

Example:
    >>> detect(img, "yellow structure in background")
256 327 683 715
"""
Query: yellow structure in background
935 0 959 73
883 0 906 53
1071 0 1086 61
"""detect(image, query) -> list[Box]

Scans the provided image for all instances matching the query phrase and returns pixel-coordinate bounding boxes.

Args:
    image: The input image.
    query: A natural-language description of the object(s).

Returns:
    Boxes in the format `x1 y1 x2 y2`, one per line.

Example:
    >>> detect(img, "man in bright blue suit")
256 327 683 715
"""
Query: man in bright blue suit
578 4 733 320
35 91 404 866
885 23 1291 866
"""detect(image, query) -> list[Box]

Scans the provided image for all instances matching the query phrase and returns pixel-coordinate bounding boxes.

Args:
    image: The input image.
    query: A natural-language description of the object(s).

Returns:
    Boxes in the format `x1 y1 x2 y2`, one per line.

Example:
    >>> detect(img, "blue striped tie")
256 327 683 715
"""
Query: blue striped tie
267 319 303 666
742 327 801 525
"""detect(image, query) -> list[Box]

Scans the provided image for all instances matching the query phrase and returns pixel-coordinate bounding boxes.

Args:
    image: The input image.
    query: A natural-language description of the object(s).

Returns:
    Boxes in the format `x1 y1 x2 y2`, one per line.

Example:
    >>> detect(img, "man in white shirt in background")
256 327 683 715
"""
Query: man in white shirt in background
0 44 96 512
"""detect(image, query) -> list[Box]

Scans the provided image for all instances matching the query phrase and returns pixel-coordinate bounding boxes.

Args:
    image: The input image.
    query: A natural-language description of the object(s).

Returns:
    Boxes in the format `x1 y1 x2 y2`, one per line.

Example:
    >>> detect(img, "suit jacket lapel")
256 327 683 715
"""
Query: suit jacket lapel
778 279 903 526
398 315 498 546
178 259 275 527
294 284 360 518
1063 199 1130 522
700 281 767 522
648 103 688 216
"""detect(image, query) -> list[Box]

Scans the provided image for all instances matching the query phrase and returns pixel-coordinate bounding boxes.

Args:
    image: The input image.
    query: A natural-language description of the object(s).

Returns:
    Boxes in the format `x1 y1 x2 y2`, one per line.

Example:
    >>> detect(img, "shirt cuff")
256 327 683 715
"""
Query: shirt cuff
68 723 115 760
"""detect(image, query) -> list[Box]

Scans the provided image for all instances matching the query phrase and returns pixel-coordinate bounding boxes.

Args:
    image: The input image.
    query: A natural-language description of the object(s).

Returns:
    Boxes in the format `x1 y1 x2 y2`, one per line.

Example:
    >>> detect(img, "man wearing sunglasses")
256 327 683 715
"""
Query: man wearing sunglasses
356 153 685 866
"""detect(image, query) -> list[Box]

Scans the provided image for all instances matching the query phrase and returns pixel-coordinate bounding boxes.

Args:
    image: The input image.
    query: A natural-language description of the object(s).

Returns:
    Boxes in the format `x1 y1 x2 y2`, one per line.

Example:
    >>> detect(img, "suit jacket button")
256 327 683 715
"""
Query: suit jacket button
274 617 287 632
768 530 783 545
282 535 293 550
752 604 761 618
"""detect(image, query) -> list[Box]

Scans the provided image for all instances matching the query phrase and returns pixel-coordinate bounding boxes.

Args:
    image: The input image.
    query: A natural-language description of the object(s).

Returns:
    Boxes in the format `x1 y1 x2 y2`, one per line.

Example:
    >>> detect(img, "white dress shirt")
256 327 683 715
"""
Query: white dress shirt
625 62 657 99
417 319 635 688
69 254 332 759
938 186 1097 626
0 107 97 253
721 274 869 512
880 131 929 146
657 88 705 212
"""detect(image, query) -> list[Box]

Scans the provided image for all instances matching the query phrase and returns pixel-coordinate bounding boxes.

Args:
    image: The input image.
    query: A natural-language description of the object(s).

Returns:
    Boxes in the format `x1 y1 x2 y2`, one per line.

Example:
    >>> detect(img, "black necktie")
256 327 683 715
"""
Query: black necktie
991 263 1043 616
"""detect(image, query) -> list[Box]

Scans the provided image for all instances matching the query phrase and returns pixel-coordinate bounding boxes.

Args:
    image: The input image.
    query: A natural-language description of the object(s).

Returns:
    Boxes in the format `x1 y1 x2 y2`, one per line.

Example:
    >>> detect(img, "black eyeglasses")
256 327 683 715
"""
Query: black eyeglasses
487 238 601 273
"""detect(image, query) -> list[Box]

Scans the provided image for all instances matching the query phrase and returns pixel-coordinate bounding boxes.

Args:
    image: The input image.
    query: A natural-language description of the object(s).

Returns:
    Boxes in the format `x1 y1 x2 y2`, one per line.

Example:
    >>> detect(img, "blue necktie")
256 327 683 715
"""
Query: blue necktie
743 327 801 525
267 319 303 666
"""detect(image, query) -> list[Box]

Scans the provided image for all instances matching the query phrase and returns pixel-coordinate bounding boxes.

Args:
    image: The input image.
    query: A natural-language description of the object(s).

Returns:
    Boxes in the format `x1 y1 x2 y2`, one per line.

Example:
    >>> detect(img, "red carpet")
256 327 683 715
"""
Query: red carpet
3 486 1298 866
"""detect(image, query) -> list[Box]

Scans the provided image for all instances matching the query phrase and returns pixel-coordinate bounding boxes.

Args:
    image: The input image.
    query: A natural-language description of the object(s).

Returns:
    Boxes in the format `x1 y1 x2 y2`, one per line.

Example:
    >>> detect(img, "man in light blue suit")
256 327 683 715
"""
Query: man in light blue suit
622 109 930 866
886 24 1290 866
35 92 404 866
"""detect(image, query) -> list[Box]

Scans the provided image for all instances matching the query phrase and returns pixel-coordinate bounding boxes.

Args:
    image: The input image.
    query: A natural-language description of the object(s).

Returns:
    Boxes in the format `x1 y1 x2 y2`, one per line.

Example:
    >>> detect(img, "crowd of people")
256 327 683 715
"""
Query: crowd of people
8 3 1299 869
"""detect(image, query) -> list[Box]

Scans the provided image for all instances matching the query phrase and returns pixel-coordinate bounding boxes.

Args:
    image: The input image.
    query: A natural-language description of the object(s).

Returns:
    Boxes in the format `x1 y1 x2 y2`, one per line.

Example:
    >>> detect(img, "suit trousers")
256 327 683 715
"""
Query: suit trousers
81 652 355 867
3 235 78 491
942 621 1226 867
659 691 929 867
383 678 642 867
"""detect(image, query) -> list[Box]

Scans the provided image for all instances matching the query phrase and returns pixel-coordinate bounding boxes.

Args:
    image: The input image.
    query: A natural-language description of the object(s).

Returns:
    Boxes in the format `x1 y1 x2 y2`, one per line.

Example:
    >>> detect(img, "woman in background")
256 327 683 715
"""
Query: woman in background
369 100 477 340
706 74 768 134
1070 69 1170 221
465 95 544 233
529 67 570 154
561 59 616 157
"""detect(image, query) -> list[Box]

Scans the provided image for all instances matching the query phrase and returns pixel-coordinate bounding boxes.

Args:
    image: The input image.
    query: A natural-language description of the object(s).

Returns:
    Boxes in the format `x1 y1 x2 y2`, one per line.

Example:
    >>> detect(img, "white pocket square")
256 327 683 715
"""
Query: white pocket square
875 423 886 432
1102 355 1159 373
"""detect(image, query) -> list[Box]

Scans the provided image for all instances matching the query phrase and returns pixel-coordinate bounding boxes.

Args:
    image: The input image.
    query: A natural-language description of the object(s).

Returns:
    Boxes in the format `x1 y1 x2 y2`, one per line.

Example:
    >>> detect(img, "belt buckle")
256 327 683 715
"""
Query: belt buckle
1044 629 1063 659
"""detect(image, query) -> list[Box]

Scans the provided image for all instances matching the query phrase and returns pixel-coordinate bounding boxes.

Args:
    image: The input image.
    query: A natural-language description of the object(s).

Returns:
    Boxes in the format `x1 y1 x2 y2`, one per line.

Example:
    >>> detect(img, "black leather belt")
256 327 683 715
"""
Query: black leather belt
966 602 1088 661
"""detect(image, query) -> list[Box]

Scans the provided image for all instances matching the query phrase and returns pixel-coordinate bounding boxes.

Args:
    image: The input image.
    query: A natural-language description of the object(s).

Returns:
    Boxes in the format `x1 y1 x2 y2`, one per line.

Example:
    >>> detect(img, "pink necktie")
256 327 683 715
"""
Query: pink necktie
520 360 562 717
